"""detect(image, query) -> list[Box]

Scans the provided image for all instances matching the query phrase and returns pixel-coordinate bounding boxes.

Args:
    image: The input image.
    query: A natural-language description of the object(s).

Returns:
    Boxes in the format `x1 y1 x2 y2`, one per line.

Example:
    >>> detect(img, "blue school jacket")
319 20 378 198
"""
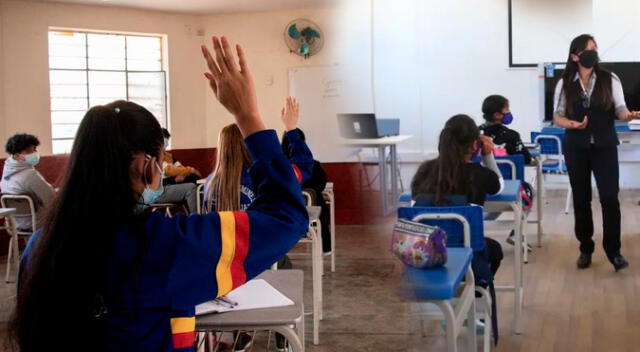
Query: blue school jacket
203 128 313 212
20 130 309 352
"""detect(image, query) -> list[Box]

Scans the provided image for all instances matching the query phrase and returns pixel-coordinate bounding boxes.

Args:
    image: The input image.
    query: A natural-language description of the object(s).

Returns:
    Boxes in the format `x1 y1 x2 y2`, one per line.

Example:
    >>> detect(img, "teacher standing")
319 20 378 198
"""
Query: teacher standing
553 34 640 271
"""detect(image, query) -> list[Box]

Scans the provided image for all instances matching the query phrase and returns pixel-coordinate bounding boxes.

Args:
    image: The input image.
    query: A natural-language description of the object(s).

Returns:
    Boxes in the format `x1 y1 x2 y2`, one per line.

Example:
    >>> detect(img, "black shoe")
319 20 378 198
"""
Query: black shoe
233 332 253 352
612 255 629 272
275 333 289 352
577 253 592 269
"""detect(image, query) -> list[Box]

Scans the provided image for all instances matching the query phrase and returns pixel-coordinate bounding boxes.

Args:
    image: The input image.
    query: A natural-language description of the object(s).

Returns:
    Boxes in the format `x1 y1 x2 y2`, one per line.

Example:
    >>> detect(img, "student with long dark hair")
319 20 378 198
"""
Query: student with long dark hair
7 36 308 352
553 34 640 271
411 114 504 340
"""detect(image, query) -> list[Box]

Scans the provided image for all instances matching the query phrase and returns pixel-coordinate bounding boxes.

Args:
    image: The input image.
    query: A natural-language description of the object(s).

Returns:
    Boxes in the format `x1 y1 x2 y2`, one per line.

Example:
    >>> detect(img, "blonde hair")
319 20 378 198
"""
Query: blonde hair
205 123 251 211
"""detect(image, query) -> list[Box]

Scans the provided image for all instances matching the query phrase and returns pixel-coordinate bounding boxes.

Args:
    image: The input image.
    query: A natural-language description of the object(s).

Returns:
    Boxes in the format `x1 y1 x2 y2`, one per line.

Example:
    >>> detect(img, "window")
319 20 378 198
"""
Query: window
48 30 167 153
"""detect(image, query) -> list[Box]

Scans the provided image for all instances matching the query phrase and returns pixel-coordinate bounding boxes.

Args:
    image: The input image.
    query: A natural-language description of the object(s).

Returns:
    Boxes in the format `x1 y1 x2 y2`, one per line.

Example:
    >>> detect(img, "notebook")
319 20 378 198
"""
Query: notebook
195 279 294 315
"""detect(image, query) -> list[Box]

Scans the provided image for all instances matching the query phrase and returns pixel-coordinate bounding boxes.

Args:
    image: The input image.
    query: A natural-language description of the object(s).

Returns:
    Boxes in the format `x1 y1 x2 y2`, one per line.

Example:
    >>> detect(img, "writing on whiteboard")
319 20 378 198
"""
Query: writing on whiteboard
322 77 341 99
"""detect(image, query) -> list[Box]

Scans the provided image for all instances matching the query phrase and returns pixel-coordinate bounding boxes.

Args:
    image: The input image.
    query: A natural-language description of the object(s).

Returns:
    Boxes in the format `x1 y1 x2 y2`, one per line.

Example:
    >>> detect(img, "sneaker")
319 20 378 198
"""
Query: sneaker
233 332 253 352
506 230 533 252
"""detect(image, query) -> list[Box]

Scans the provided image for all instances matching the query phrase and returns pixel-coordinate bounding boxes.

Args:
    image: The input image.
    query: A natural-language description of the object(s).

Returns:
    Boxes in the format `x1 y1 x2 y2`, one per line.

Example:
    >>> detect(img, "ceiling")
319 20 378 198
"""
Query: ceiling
37 0 338 14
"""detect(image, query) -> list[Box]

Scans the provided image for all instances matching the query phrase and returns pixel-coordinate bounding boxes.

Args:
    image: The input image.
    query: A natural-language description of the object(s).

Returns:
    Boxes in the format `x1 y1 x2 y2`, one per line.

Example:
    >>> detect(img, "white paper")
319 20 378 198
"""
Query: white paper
195 279 294 315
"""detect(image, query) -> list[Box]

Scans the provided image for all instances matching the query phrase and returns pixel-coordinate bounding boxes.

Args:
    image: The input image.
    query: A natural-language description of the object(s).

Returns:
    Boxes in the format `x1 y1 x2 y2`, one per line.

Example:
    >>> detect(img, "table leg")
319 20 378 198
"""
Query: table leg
5 215 19 283
329 191 336 272
536 156 543 247
390 144 399 214
511 201 524 335
378 146 389 215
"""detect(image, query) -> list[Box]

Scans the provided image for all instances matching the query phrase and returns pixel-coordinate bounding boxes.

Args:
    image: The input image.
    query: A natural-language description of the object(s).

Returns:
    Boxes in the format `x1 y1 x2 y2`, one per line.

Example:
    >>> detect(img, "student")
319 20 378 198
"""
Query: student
203 97 313 213
479 95 532 164
553 34 640 271
1 133 55 230
8 36 309 352
480 95 534 250
161 128 202 185
411 114 504 341
411 114 504 274
282 128 332 254
202 97 311 352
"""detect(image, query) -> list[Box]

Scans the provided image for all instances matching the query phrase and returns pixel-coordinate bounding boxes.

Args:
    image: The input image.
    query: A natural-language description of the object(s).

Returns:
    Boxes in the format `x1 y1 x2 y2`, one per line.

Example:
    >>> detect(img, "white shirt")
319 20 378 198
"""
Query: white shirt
553 72 627 117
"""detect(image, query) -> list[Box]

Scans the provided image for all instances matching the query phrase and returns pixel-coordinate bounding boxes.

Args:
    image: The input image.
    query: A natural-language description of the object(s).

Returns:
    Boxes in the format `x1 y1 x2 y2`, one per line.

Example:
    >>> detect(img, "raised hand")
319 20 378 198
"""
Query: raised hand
201 36 265 136
280 97 300 131
478 135 495 156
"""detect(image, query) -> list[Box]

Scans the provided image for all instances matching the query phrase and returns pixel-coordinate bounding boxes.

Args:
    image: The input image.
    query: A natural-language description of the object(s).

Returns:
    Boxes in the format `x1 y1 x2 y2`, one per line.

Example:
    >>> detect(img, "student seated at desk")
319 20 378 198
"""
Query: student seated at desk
0 133 55 230
161 128 202 185
202 97 312 352
411 114 504 277
411 114 504 339
281 128 332 254
8 37 309 352
203 97 313 212
479 94 532 165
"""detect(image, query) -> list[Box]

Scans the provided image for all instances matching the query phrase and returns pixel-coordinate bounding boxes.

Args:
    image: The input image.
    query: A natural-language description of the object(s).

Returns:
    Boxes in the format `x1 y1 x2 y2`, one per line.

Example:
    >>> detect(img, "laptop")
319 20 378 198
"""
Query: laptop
337 114 400 139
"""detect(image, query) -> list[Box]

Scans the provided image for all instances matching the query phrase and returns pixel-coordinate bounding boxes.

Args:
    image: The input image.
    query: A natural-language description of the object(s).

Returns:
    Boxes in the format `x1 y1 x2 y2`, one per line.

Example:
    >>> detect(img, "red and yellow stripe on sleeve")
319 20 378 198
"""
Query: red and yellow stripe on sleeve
215 211 250 297
171 317 195 349
292 164 303 184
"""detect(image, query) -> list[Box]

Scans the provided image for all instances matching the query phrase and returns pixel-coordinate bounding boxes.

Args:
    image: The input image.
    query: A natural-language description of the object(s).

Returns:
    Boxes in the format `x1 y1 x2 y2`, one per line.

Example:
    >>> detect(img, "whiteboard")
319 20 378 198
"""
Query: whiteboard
288 65 374 162
511 0 640 65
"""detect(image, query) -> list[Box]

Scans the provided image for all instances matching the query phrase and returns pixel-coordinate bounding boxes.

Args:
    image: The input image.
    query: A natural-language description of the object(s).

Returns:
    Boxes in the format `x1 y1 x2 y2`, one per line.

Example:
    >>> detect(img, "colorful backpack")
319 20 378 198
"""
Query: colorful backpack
390 218 447 268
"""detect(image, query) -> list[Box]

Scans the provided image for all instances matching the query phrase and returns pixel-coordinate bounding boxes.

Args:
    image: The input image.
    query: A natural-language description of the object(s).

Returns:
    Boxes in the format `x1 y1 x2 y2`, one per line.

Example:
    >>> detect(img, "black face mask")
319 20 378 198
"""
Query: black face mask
579 50 599 68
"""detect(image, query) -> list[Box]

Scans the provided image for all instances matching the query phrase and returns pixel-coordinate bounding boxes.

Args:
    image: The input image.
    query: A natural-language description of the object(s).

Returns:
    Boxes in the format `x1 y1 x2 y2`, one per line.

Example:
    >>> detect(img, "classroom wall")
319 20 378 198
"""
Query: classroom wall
0 0 207 154
0 1 340 155
201 8 340 147
365 0 640 189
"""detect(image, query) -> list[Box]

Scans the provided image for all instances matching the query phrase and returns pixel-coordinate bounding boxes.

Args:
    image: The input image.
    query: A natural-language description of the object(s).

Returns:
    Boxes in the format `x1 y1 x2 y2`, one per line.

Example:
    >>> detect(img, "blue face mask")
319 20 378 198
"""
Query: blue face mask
25 152 40 166
139 156 164 209
502 112 514 125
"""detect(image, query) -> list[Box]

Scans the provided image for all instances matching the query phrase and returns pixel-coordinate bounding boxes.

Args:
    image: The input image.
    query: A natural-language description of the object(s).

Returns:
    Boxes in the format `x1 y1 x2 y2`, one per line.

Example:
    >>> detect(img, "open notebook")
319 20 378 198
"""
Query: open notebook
196 279 294 315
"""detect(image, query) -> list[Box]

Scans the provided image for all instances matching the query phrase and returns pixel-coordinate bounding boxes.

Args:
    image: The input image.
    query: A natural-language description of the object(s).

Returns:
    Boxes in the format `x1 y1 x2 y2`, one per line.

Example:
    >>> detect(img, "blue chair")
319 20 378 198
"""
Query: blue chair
495 154 525 182
398 206 489 351
530 131 571 214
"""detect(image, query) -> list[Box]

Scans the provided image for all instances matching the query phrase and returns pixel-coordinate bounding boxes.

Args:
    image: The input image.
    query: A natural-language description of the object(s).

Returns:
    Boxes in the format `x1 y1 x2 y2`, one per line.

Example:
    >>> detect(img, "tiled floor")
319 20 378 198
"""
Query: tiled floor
3 191 640 351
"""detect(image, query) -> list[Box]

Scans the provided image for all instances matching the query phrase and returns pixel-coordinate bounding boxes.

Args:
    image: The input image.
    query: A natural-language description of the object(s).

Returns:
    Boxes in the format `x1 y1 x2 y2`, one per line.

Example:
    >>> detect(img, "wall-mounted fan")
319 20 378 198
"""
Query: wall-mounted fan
284 19 324 59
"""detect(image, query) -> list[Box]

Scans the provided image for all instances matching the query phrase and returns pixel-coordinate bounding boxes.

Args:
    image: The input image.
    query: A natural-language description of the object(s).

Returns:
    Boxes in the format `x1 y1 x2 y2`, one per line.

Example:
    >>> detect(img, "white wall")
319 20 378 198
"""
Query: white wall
512 0 640 65
0 0 209 154
366 0 640 189
0 1 339 155
201 8 340 148
372 0 541 161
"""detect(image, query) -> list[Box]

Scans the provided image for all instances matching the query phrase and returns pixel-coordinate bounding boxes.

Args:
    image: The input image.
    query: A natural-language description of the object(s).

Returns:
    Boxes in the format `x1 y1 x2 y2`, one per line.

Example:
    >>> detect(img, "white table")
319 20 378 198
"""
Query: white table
485 180 525 335
196 270 305 352
341 135 413 215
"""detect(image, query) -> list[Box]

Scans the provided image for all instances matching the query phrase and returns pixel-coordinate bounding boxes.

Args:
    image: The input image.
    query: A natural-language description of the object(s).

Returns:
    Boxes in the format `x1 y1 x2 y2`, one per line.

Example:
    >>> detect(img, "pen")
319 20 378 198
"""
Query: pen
213 299 235 309
217 296 238 307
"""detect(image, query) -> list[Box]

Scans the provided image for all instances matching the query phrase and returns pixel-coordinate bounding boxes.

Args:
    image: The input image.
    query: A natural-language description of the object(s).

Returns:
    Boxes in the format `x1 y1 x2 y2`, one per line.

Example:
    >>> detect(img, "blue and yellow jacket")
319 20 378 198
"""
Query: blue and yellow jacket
203 128 313 212
21 130 309 351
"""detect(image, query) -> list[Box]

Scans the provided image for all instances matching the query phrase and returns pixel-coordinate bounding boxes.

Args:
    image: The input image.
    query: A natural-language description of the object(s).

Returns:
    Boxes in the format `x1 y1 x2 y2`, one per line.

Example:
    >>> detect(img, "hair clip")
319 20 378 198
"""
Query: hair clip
115 107 121 114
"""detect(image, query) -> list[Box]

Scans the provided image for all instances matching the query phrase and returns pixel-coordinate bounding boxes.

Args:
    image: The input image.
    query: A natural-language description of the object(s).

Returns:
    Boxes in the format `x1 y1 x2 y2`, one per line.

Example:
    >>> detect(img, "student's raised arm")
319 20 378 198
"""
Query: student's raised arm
162 37 308 309
281 97 314 183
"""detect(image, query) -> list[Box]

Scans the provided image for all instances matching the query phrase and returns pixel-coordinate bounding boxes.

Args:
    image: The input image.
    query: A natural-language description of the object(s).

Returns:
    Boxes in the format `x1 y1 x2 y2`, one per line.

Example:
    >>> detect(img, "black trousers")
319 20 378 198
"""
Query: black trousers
564 144 621 259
